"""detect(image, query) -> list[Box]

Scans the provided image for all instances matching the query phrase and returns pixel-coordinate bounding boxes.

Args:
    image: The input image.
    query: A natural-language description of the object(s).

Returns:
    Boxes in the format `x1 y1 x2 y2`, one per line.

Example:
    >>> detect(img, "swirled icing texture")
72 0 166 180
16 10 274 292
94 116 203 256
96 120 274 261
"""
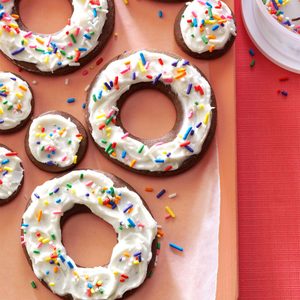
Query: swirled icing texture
180 0 236 54
0 72 32 130
0 0 108 72
88 50 214 172
28 114 83 168
22 170 157 300
0 146 23 199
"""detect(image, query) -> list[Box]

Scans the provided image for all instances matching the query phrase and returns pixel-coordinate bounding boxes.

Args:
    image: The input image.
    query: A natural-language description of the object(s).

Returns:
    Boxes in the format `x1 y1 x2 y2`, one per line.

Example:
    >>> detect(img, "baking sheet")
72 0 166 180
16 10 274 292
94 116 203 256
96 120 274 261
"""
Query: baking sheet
0 0 231 299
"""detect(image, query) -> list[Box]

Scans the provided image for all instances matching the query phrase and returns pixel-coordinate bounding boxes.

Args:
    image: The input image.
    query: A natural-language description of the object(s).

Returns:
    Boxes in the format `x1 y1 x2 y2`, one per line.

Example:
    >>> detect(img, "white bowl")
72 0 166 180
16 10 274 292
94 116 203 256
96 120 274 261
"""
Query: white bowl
242 0 300 73
256 0 300 55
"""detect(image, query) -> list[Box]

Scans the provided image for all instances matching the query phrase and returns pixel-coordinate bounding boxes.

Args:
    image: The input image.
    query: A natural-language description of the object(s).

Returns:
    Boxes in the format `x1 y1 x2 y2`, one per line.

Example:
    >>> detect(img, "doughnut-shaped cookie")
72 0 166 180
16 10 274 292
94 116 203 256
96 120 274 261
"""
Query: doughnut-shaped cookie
25 111 88 173
21 170 157 300
175 0 237 59
0 144 24 204
0 0 115 74
0 72 33 133
87 50 216 176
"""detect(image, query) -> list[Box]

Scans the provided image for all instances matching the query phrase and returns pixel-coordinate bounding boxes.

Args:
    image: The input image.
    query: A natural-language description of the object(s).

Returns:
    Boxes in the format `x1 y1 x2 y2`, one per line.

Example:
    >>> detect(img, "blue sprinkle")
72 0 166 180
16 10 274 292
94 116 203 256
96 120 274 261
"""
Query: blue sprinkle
104 82 111 90
92 8 97 17
67 97 76 103
34 193 40 199
59 255 66 263
123 204 133 213
82 103 86 109
153 73 162 85
128 218 136 228
186 83 193 94
11 47 25 56
84 33 92 40
212 24 219 31
132 72 136 80
155 159 165 163
169 243 184 252
56 198 62 204
78 47 87 52
98 90 103 100
87 282 93 289
67 261 74 269
121 150 127 159
140 52 147 65
156 189 166 199
1 159 9 165
0 119 4 124
196 122 202 128
158 10 163 18
185 145 194 153
183 126 193 140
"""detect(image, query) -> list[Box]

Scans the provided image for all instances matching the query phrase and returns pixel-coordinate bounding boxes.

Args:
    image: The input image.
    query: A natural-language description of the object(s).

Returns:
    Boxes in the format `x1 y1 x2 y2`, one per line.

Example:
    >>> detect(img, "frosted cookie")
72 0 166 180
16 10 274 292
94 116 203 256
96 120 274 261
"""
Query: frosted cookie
175 0 237 59
25 111 88 172
0 72 33 133
21 170 158 300
0 0 115 74
87 50 216 176
0 144 24 204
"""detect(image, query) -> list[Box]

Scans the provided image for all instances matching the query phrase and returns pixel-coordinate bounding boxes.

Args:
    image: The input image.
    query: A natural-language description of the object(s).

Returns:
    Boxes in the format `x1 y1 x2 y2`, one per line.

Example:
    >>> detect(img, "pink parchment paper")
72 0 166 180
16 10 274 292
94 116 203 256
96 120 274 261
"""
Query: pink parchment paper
0 1 223 299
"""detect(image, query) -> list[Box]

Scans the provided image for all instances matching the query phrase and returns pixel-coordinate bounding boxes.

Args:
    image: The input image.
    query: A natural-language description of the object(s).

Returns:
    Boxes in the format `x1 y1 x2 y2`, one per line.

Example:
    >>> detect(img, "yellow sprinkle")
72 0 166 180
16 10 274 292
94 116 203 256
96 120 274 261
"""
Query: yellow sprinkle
138 60 146 73
203 112 210 125
129 159 136 168
36 37 44 45
35 133 41 137
133 260 139 265
72 155 78 164
42 238 50 244
44 56 49 64
98 197 103 205
165 206 176 218
0 108 3 114
113 271 119 276
41 133 46 138
96 280 103 287
44 200 49 206
73 271 79 277
38 237 44 242
124 60 131 65
174 72 186 80
84 274 89 280
19 85 28 92
15 92 23 99
96 114 106 119
123 0 129 4
198 104 205 110
9 23 18 29
37 210 43 222
91 288 95 294
4 167 13 172
48 282 55 287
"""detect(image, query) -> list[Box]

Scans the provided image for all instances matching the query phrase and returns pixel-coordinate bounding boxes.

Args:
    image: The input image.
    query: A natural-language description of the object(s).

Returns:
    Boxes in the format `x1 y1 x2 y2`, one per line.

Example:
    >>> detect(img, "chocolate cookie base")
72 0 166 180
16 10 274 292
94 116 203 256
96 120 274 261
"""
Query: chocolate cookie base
21 171 158 300
86 49 217 177
174 4 237 60
0 0 115 75
0 72 34 134
25 111 88 173
0 144 24 205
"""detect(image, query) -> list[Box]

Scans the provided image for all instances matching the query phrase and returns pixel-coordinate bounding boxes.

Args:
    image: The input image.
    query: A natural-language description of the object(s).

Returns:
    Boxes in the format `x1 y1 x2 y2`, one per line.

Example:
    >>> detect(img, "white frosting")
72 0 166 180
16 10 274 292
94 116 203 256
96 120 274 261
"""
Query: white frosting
88 50 214 173
0 72 32 130
263 0 300 34
180 0 236 54
22 170 157 300
28 114 83 168
0 146 23 199
0 0 109 72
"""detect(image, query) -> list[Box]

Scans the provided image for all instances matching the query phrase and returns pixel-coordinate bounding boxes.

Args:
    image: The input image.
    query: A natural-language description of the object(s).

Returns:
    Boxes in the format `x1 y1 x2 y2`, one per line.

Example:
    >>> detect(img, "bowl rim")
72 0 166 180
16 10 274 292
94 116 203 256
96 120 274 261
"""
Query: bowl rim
255 0 300 41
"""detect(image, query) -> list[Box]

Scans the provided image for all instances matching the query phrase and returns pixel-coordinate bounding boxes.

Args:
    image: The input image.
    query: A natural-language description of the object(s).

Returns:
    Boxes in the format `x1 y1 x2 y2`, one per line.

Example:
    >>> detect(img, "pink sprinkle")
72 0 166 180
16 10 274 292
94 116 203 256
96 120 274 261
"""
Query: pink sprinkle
154 142 164 147
29 45 37 49
37 242 43 248
121 132 129 139
85 181 94 187
120 67 130 75
138 223 145 228
107 109 116 118
145 61 150 70
75 27 80 36
67 42 73 47
82 70 89 76
62 156 67 162
188 110 194 118
192 11 197 18
163 78 173 83
53 211 62 215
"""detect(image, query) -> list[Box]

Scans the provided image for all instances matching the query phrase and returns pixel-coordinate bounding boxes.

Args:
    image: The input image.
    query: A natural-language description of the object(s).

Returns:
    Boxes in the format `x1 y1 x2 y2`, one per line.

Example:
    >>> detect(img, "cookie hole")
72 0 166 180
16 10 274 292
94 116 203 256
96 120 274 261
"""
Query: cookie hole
62 208 117 268
18 0 72 34
120 89 177 140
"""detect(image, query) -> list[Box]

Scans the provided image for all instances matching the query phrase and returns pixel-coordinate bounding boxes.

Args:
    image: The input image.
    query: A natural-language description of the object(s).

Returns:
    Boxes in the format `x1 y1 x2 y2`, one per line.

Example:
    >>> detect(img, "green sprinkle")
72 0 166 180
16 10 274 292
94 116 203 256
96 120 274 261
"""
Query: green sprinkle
31 281 37 289
93 94 97 102
110 187 115 196
66 183 72 188
105 116 113 125
201 35 209 44
250 59 255 68
101 139 107 144
70 34 77 43
138 144 144 154
60 50 66 56
33 250 40 254
105 143 112 153
157 242 161 250
68 140 72 145
80 173 84 180
41 146 45 151
51 234 56 240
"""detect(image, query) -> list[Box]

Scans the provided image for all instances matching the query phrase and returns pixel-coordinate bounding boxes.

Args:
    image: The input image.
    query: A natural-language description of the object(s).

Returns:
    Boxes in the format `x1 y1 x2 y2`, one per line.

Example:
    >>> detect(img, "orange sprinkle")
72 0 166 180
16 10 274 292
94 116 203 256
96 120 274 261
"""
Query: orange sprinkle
174 71 186 80
209 45 215 53
129 159 136 168
145 187 154 192
37 210 42 222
